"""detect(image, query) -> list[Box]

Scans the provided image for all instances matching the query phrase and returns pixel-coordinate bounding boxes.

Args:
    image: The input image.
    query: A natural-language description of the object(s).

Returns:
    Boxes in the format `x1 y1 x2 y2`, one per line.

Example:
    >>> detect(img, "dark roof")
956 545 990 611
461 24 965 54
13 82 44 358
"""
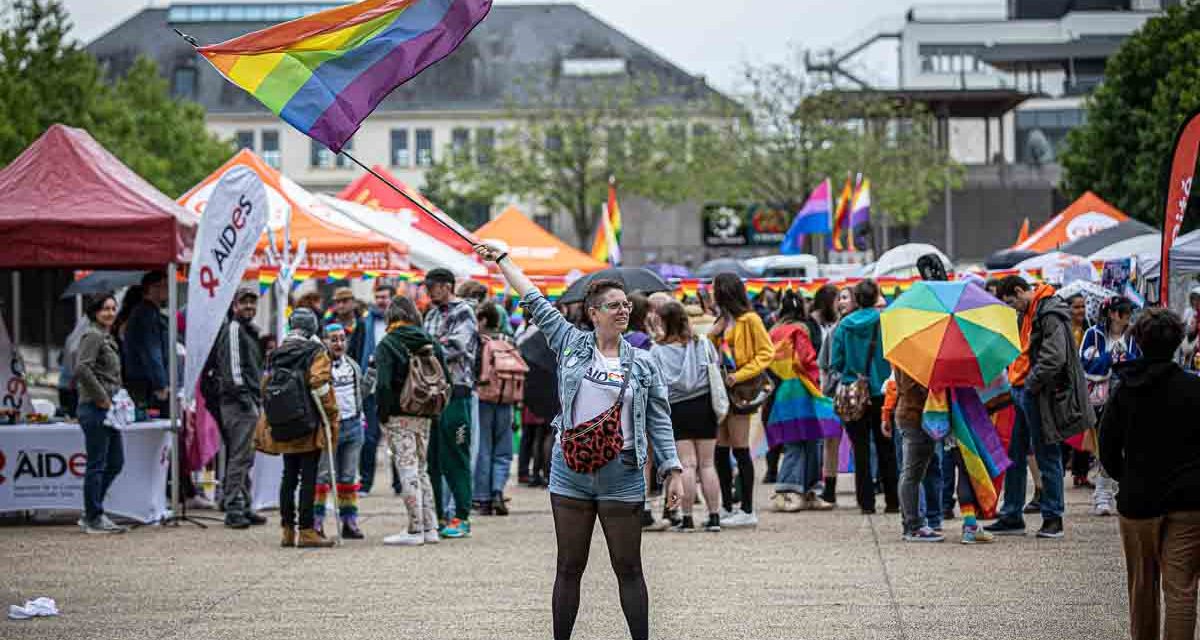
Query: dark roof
978 36 1127 69
825 88 1034 119
87 3 734 115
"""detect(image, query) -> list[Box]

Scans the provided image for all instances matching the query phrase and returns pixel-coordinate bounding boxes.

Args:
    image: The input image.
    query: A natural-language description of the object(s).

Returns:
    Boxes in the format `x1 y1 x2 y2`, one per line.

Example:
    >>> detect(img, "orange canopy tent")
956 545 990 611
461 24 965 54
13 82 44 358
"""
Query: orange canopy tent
337 164 476 254
475 206 606 276
1012 191 1129 253
179 150 408 272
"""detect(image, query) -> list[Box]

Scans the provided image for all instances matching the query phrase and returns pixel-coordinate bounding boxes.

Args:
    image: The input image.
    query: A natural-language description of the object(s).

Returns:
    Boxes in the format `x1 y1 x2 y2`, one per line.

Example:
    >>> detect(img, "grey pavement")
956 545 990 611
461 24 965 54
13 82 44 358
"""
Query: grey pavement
1 472 1129 640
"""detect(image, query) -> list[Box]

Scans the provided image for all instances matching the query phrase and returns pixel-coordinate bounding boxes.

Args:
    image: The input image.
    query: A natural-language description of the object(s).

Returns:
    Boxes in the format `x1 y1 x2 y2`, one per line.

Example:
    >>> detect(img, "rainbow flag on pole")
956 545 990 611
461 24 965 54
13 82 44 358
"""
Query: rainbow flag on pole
846 177 871 252
590 178 622 266
830 173 853 252
195 0 493 153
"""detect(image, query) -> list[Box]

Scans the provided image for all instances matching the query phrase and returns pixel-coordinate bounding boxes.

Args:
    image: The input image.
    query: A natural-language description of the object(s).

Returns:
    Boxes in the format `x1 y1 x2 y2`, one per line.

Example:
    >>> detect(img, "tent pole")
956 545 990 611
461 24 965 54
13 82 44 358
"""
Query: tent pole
75 294 82 322
11 271 19 356
339 151 479 248
168 262 181 525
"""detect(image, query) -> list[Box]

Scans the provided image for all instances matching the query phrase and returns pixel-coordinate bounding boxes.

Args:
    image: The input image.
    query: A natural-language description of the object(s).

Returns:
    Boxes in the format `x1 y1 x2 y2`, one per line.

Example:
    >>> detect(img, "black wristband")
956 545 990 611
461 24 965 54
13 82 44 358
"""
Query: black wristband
495 252 509 263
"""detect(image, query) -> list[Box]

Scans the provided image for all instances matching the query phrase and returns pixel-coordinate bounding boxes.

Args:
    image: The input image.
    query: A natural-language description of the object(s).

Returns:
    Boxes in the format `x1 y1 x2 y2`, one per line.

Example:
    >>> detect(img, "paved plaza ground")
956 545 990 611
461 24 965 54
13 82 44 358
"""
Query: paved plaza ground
2 473 1130 640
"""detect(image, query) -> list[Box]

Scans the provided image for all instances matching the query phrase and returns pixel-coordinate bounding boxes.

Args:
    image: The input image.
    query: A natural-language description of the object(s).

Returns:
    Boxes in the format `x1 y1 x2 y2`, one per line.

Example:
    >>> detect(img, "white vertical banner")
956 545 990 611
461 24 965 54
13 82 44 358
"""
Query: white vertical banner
183 165 268 400
0 309 32 418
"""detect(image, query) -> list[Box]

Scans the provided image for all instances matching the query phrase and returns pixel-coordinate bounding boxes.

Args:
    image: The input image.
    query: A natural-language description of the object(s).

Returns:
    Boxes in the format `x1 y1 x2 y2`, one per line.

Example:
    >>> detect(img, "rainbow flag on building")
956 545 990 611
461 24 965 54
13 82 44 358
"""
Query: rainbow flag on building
590 178 623 266
194 0 493 153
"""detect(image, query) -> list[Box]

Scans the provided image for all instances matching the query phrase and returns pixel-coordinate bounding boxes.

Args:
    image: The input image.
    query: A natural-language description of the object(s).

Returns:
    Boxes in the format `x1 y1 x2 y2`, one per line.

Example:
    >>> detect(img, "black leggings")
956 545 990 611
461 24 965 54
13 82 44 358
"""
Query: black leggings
551 494 648 640
281 451 320 529
714 446 755 513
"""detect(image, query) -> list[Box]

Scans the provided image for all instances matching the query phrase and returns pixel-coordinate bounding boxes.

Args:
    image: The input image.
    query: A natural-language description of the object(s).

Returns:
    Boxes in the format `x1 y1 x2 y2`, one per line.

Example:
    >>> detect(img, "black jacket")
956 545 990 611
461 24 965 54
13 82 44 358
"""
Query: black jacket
1027 294 1094 443
210 316 263 407
1100 358 1200 519
518 326 560 420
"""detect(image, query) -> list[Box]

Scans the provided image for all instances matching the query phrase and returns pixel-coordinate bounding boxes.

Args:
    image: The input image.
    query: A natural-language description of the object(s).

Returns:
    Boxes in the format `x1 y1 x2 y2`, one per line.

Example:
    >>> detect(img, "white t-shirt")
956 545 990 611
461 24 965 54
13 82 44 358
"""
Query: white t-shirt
572 348 633 450
330 356 359 421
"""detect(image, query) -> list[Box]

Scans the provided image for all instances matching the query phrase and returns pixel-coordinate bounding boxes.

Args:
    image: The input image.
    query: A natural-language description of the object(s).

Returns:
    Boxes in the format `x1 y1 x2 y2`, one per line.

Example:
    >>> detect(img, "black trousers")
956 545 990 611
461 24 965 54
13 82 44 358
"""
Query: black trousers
280 451 320 529
844 396 898 511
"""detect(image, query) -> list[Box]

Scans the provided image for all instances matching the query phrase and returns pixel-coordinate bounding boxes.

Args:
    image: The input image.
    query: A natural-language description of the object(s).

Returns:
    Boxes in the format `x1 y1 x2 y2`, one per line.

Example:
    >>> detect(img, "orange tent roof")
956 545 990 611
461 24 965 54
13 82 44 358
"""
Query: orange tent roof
337 165 476 254
1013 191 1128 253
475 206 606 276
179 150 408 271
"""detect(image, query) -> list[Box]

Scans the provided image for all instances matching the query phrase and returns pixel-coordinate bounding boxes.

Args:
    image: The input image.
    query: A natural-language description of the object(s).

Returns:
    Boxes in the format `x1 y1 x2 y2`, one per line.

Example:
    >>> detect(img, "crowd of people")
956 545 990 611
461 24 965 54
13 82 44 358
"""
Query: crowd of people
58 250 1200 639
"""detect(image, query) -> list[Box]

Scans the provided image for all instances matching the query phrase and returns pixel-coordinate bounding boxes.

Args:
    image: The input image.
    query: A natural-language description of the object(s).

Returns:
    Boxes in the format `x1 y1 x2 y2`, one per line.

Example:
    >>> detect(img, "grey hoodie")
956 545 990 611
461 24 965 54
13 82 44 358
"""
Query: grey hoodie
650 338 718 404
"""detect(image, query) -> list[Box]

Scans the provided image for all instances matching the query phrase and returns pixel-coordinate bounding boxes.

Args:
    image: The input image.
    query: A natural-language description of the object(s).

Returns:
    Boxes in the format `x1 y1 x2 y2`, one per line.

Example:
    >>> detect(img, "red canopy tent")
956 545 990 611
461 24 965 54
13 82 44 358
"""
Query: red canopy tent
337 165 476 254
0 124 196 269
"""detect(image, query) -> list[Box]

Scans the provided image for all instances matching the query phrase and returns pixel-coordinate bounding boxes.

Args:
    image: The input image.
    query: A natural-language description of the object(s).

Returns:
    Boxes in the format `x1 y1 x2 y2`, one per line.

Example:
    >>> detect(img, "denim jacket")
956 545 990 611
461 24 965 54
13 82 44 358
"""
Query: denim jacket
521 292 681 480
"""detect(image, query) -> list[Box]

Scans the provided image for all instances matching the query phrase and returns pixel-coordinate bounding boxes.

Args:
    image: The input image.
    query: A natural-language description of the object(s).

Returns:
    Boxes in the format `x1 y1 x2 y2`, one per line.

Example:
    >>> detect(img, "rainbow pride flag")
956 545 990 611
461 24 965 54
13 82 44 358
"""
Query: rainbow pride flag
830 174 853 252
948 387 1012 518
590 179 623 266
765 326 840 445
196 0 493 153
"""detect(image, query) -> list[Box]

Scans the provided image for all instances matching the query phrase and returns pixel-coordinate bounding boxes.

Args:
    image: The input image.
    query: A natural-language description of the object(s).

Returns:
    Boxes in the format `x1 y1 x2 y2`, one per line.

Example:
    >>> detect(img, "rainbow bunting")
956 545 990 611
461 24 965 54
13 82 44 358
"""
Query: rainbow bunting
195 0 493 153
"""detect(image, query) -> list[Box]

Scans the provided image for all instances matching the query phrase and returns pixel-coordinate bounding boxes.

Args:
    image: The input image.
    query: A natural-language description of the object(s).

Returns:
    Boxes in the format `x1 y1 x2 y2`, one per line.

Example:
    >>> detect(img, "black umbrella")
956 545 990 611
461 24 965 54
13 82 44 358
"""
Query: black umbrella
60 270 147 299
984 249 1041 270
559 267 670 304
1058 219 1158 257
696 258 754 278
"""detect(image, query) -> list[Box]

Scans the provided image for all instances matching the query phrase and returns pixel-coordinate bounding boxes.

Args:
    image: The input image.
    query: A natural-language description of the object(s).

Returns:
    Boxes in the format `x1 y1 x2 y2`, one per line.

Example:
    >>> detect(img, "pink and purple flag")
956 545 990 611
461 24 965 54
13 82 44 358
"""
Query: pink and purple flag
781 178 833 254
846 177 871 251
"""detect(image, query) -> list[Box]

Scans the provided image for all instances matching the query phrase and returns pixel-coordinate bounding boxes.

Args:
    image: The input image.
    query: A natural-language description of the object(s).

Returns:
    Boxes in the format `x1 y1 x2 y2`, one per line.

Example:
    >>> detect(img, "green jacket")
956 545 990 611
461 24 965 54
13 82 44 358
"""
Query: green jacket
375 324 449 423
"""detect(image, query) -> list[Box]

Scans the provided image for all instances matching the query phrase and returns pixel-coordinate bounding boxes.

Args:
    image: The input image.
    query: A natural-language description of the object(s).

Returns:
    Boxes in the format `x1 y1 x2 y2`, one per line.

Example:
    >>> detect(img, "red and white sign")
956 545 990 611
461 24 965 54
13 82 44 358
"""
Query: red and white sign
1160 109 1200 307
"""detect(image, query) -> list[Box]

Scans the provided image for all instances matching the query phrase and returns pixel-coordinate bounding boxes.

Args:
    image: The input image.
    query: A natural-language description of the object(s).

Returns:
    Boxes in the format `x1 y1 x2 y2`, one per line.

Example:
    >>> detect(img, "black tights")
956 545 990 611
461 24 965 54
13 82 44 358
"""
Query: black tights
280 451 319 529
714 446 755 513
550 494 648 640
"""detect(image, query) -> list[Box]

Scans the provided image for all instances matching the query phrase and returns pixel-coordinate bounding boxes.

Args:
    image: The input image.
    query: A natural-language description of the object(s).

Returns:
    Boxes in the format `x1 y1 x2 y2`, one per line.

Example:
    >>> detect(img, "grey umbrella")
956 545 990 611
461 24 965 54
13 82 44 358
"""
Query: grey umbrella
559 267 671 304
1059 220 1157 257
60 270 147 299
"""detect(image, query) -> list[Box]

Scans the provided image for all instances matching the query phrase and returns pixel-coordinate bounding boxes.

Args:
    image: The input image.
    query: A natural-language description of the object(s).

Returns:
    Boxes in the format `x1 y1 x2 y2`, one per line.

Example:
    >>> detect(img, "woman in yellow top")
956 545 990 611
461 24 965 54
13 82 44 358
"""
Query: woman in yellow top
709 273 775 527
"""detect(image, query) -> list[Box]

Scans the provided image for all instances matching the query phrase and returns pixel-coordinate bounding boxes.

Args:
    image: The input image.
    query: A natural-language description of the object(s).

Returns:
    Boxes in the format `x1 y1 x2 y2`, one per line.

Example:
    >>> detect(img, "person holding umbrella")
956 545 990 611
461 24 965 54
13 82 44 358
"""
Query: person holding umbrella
473 241 682 640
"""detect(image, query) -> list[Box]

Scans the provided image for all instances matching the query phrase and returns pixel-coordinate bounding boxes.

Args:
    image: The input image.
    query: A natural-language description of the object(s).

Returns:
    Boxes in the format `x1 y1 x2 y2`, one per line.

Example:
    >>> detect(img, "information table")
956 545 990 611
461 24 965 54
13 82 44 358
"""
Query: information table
0 420 172 524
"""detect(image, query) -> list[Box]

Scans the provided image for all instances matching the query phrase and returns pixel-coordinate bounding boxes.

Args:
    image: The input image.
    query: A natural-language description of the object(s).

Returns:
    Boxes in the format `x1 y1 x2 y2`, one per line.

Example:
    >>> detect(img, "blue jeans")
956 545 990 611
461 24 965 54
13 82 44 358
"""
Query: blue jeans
941 444 958 513
999 386 1065 521
550 445 645 503
776 440 821 494
473 401 514 500
318 417 366 486
78 402 125 521
895 425 944 533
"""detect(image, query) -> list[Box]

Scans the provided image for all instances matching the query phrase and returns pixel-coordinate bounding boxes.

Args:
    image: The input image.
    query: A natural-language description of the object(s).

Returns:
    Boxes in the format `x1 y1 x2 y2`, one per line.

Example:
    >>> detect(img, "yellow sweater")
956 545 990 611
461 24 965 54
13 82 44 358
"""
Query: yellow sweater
711 312 775 384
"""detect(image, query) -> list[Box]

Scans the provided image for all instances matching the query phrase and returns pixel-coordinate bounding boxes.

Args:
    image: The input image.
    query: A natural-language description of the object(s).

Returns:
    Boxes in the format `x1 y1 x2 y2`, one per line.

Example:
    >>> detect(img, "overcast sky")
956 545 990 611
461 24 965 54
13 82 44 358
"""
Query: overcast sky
62 0 1001 92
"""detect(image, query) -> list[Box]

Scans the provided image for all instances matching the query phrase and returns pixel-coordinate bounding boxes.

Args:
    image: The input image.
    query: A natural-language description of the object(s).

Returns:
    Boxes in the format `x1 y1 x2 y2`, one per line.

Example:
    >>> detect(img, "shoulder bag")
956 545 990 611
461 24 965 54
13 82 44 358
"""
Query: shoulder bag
724 334 774 416
703 338 730 423
834 325 878 423
560 361 630 474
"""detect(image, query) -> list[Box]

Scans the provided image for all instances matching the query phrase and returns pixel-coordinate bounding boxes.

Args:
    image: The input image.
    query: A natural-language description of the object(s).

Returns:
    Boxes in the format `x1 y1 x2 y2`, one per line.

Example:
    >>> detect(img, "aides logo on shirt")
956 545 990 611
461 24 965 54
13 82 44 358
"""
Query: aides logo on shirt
584 365 625 387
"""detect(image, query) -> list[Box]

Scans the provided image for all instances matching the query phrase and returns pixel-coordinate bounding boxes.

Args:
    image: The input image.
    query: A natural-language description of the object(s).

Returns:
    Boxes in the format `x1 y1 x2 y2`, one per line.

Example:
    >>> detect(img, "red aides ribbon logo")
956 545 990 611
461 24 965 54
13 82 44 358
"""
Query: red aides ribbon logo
0 450 7 485
202 194 254 298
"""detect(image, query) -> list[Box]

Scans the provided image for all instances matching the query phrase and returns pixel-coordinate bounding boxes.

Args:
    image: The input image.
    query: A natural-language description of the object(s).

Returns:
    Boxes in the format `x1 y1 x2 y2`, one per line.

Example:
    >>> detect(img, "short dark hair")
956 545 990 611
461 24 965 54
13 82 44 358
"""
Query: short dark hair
584 278 625 310
852 279 880 310
422 269 455 288
778 289 806 324
85 293 116 322
141 270 166 287
1132 307 1185 359
475 301 501 331
374 283 397 296
713 273 751 317
457 280 488 301
996 275 1031 299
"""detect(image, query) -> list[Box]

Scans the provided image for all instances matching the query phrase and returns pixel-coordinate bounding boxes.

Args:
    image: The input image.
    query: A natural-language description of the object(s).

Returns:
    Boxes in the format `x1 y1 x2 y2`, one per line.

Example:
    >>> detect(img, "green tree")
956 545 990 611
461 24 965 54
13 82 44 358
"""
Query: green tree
425 76 706 249
687 62 960 242
1061 4 1200 226
0 0 231 196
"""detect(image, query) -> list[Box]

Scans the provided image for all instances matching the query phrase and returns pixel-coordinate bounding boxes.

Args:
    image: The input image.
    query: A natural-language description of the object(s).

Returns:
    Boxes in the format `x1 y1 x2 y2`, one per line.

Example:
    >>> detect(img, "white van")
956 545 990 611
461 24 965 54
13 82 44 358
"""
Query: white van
743 254 820 279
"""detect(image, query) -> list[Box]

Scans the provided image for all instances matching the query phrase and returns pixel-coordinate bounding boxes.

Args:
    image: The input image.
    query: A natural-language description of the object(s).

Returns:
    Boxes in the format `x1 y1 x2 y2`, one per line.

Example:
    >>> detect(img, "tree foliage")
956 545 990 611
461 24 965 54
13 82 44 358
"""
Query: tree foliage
1061 4 1200 226
0 0 232 197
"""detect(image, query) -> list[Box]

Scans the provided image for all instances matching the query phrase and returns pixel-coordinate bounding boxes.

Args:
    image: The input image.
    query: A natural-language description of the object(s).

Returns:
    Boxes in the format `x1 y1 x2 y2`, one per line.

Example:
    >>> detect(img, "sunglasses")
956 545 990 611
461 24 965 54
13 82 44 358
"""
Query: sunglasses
593 300 633 313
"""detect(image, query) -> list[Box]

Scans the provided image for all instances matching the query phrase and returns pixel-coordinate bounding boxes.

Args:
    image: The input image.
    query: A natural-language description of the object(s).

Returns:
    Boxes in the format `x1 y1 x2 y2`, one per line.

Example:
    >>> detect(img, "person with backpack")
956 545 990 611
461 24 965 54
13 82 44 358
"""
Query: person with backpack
207 285 268 529
254 308 340 549
421 268 479 539
475 242 682 640
474 303 527 516
375 296 451 547
312 323 374 540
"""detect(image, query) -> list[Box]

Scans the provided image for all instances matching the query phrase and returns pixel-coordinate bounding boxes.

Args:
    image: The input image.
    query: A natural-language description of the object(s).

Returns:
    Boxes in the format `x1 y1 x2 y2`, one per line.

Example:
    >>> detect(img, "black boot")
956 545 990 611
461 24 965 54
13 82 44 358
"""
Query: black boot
820 476 838 504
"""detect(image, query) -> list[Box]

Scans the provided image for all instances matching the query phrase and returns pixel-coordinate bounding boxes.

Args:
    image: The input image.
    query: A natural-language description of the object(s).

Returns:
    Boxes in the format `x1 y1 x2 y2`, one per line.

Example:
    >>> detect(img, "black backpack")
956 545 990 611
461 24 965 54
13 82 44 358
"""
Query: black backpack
263 340 322 442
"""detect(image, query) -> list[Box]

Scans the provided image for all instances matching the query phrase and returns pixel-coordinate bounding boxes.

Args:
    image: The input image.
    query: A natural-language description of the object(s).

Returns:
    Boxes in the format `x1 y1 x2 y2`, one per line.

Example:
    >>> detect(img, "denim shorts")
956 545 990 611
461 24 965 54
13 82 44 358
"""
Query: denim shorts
549 443 645 503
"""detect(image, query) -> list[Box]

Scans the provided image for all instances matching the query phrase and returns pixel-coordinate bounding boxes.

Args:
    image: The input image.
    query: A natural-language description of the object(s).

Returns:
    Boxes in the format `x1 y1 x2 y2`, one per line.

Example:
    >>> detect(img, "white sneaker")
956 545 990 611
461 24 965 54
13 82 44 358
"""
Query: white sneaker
1092 502 1116 517
718 507 735 520
186 495 216 510
423 529 440 545
382 531 425 546
720 510 759 528
84 515 127 534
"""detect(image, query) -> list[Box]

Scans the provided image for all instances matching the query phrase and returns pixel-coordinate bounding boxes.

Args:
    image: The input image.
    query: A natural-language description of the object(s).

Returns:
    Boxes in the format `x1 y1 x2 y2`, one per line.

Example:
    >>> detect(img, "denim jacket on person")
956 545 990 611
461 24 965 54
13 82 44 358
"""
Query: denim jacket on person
520 291 682 480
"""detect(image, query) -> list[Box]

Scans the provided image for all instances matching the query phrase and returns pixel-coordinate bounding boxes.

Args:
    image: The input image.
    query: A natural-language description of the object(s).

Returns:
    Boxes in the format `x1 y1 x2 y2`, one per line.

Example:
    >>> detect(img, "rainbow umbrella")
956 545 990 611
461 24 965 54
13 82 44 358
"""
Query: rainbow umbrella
880 281 1020 390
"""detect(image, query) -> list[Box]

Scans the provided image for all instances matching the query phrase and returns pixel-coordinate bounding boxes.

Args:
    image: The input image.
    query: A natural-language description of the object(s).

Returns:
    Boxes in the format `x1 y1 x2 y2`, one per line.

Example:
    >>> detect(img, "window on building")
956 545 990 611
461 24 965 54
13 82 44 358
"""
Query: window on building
416 129 434 166
1015 108 1087 164
171 66 198 101
311 140 334 168
261 130 280 169
235 130 254 151
451 128 470 163
336 137 352 168
390 129 409 167
476 128 495 166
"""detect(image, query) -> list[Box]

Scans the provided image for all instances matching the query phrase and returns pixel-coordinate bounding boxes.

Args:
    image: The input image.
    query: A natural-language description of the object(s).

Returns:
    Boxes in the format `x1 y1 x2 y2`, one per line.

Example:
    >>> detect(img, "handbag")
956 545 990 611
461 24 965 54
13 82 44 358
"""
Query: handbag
723 337 774 416
1085 375 1110 407
834 326 878 423
560 361 631 474
703 339 730 423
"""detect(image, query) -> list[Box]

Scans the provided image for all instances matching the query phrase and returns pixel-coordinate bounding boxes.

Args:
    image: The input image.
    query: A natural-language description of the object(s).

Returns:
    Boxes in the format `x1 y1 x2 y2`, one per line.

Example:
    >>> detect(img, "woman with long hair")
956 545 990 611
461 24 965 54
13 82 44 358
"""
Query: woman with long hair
475 242 682 640
1064 293 1092 490
709 273 775 527
650 300 723 532
624 292 654 350
767 290 836 512
1081 296 1140 517
815 286 857 504
75 293 127 534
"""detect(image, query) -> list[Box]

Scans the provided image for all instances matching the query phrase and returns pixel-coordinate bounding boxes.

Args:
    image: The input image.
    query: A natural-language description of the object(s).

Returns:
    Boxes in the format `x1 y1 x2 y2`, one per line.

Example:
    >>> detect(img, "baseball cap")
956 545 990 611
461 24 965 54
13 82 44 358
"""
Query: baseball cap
235 284 259 301
422 268 456 287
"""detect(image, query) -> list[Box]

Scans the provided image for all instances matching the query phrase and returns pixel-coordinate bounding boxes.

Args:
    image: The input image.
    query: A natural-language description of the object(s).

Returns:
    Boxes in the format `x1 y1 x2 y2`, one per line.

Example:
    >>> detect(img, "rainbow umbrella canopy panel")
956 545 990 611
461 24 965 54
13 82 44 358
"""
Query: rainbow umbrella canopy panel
196 0 493 153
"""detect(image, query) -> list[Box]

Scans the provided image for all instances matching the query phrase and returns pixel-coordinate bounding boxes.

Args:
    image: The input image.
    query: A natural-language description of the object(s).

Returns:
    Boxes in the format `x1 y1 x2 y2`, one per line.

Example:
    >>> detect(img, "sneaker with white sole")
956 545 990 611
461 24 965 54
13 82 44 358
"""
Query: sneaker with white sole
902 526 945 543
961 525 995 545
423 529 440 544
1092 503 1116 517
382 531 425 546
720 510 759 528
805 492 835 511
84 515 127 534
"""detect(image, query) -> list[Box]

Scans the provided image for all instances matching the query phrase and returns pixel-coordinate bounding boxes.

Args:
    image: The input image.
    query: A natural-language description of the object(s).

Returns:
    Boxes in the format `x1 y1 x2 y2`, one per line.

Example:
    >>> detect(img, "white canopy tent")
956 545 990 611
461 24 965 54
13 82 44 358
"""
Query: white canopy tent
1087 233 1161 263
1013 251 1097 284
869 243 951 278
317 195 485 277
